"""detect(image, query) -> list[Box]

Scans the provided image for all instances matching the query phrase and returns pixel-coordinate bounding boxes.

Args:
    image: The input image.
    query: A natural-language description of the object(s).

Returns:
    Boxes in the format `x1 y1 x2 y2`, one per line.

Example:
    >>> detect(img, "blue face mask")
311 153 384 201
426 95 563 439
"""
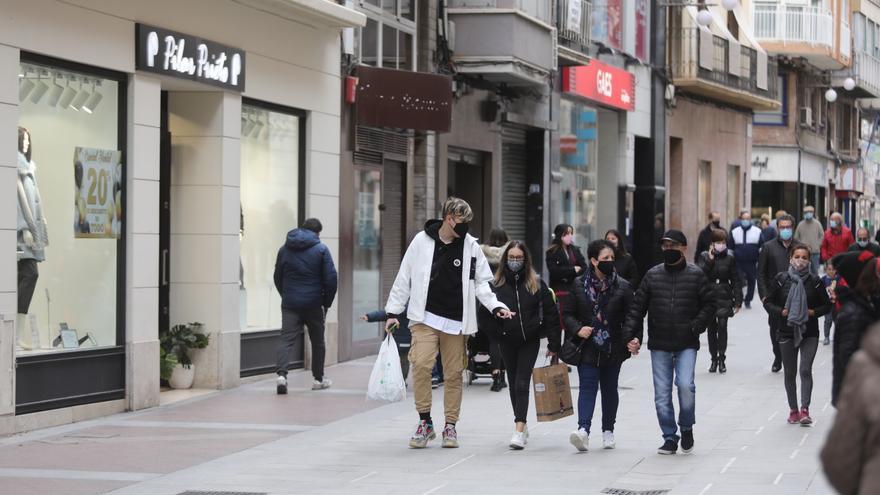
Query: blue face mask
829 220 838 229
780 228 793 241
804 212 814 221
741 219 752 229
858 240 869 248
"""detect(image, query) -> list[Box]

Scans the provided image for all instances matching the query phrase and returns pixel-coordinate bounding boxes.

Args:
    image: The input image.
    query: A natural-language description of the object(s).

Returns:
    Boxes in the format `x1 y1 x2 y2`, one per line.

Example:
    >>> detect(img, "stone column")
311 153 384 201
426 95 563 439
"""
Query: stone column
168 92 241 389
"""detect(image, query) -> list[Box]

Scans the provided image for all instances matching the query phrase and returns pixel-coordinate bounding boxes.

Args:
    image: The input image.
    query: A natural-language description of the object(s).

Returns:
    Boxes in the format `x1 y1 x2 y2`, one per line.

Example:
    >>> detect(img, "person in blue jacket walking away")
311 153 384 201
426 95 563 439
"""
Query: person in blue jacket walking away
274 218 338 394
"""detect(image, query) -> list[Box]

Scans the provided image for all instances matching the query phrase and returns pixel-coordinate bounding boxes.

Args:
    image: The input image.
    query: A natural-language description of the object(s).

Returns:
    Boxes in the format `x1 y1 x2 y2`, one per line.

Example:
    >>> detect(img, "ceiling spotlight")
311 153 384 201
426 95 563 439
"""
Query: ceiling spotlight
19 78 35 102
58 79 78 109
721 0 739 10
47 76 64 107
82 90 103 114
696 10 714 27
844 77 856 91
825 88 838 103
29 77 50 104
70 78 90 111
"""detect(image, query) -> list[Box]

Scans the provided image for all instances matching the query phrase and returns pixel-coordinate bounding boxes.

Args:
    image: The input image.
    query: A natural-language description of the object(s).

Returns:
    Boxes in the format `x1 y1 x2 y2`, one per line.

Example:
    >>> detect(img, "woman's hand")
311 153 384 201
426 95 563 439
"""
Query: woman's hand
781 309 789 317
361 315 369 321
808 309 815 317
627 338 641 355
577 326 593 339
574 266 582 274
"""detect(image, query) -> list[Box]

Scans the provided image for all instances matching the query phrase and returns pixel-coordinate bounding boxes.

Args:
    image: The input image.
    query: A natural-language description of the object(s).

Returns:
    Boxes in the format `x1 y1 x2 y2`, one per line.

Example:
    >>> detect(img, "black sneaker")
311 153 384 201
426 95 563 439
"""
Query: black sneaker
657 439 678 455
681 430 694 453
771 358 782 373
276 375 287 395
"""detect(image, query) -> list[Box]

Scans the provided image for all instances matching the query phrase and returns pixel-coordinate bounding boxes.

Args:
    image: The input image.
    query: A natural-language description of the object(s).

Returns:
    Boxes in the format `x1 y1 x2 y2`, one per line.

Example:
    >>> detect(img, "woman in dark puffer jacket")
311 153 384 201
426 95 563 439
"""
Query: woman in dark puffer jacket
764 244 831 426
558 239 634 452
605 229 640 288
832 257 880 406
696 228 742 373
480 241 559 450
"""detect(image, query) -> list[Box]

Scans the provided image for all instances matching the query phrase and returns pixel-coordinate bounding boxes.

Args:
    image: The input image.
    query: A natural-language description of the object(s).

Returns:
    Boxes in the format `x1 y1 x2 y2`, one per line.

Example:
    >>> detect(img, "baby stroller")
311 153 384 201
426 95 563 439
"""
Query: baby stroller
466 328 501 386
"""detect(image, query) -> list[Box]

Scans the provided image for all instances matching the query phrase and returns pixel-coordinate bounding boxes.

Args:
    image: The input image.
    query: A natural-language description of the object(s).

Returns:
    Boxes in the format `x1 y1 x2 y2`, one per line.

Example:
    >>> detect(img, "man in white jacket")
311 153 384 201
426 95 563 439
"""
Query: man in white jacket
385 197 513 449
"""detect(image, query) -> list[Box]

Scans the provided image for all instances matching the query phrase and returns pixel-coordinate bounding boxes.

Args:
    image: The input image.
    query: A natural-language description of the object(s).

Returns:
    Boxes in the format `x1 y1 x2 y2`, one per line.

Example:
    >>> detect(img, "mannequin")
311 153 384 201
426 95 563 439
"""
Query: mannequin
17 126 48 349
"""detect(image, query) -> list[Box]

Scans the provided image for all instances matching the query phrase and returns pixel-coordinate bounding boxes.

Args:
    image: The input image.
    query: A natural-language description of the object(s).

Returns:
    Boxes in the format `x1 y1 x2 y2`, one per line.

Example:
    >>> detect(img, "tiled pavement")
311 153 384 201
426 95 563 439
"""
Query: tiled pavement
0 306 841 494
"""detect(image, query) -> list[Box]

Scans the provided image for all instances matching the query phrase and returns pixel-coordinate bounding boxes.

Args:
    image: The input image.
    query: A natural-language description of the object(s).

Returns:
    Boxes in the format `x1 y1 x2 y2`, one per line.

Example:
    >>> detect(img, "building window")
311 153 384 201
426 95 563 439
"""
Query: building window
558 99 598 247
239 101 305 332
754 73 788 126
357 1 417 70
16 58 123 355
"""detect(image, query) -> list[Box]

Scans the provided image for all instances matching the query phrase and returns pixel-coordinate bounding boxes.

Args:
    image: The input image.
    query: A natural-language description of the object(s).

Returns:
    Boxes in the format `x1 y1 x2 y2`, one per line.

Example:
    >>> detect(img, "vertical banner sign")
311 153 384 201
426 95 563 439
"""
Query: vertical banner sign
635 0 649 60
567 0 582 33
74 147 122 239
591 0 623 49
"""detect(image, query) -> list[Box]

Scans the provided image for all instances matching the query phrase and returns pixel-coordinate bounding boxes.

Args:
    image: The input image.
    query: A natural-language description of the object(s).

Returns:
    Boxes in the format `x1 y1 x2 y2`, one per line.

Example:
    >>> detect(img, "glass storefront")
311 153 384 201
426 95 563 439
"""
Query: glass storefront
16 60 122 355
352 168 383 343
558 98 598 247
239 102 302 332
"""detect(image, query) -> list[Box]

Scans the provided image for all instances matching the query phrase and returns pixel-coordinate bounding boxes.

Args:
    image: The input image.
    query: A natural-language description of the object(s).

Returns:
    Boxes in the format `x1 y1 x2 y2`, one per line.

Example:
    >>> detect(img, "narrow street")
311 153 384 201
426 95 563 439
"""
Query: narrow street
0 305 837 495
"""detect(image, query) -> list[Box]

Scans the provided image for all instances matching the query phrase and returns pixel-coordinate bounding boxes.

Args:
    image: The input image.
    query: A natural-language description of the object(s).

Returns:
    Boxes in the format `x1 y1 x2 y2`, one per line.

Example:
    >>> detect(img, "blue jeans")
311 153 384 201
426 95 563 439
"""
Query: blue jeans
810 253 820 275
576 362 622 434
651 349 697 442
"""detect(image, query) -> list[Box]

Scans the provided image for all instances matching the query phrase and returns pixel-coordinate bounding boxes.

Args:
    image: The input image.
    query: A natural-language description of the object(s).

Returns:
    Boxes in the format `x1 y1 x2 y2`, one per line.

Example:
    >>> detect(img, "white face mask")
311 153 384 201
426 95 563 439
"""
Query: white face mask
713 243 727 254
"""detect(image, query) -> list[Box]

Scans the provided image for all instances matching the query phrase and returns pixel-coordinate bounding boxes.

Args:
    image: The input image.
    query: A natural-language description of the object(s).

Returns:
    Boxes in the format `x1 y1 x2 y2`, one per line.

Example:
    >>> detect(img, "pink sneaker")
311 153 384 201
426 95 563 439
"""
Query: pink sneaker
799 408 813 426
787 409 800 424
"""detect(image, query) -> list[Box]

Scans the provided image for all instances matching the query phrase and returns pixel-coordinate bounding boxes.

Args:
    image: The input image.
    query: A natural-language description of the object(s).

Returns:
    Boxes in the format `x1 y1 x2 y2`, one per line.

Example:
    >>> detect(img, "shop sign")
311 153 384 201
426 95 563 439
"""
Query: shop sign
562 61 635 112
355 66 452 132
74 147 123 239
135 24 245 91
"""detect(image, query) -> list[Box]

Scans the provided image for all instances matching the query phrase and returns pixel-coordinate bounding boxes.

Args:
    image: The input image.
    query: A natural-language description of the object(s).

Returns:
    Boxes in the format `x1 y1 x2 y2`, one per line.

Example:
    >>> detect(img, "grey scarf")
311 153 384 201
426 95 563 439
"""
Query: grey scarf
784 266 810 348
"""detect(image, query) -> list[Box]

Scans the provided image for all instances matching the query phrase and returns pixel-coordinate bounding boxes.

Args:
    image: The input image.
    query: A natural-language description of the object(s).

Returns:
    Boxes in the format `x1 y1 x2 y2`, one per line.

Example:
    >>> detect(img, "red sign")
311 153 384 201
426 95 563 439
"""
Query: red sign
561 61 635 112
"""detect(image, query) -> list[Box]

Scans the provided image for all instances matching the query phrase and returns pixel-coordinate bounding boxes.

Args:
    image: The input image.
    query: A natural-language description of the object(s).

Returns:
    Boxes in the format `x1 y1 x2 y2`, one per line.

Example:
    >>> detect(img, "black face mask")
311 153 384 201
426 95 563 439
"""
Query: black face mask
663 249 684 265
711 221 721 228
453 221 469 238
597 260 615 276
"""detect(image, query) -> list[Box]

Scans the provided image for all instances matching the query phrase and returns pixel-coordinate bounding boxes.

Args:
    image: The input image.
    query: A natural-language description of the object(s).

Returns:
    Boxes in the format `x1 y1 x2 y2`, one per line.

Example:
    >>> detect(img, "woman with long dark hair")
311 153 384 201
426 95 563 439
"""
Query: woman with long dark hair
764 244 831 425
604 229 639 288
481 241 559 449
559 239 634 451
546 224 588 315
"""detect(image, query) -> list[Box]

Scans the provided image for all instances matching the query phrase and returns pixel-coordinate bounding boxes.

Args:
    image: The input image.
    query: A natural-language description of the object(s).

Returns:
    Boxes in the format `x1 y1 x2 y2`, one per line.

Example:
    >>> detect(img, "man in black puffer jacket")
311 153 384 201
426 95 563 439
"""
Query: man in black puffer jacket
623 230 714 456
273 218 338 394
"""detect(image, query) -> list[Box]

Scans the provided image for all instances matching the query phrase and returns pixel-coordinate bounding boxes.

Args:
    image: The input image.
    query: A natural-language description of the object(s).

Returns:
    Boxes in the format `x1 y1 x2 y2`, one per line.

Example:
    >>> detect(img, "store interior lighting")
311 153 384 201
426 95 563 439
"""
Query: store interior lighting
47 76 65 107
57 77 78 109
82 80 103 114
70 78 91 111
18 76 35 101
29 72 50 104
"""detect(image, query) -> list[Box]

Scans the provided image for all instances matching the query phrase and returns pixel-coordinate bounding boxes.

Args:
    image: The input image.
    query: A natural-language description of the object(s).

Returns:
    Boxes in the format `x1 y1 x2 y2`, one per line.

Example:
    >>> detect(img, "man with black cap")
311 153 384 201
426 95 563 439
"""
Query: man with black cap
623 230 715 455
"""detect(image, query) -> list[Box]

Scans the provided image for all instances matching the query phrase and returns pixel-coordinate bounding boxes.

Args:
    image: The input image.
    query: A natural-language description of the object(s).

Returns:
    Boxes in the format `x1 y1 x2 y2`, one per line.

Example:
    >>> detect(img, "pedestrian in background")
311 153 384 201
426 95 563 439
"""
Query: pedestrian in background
821 212 855 263
384 197 512 449
546 224 588 318
480 228 511 392
820 260 847 346
480 241 558 450
697 229 742 373
605 229 640 288
759 213 776 244
821 324 880 494
729 210 762 309
274 218 338 394
561 240 634 452
758 213 797 373
795 205 823 274
832 256 880 406
694 211 721 263
763 244 831 426
848 227 880 257
623 230 714 455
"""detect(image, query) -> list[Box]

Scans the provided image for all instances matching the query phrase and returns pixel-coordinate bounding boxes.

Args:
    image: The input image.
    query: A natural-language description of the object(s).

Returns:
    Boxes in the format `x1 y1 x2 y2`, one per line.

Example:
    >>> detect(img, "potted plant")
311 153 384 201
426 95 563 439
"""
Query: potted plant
160 322 210 389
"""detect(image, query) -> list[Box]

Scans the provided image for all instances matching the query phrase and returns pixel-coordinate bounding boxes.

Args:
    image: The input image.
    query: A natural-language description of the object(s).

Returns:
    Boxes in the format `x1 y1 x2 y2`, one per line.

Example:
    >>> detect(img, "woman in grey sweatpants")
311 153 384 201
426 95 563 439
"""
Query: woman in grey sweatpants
763 245 831 426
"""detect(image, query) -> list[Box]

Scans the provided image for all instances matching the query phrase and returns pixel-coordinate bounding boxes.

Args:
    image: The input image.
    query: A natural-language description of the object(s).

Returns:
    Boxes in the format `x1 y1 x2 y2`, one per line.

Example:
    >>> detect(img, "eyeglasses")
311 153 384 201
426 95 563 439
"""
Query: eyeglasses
508 256 525 262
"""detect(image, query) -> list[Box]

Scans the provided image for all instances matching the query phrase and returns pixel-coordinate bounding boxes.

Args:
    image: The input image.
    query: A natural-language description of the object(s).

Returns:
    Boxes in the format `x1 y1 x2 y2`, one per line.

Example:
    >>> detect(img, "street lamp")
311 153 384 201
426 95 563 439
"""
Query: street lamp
844 77 856 91
825 88 838 103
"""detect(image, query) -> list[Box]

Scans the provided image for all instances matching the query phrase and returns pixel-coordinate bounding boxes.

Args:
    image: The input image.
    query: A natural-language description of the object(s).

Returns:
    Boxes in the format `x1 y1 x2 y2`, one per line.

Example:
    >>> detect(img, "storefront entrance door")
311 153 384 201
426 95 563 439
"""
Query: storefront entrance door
351 167 384 355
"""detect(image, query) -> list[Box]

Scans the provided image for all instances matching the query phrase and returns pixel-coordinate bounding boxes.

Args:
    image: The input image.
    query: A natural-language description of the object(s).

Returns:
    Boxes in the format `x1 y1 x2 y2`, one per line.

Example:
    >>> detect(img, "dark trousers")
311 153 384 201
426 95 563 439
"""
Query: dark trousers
276 307 326 381
736 260 757 303
576 362 622 434
769 317 782 363
17 259 39 314
707 316 729 359
500 339 540 424
780 337 819 410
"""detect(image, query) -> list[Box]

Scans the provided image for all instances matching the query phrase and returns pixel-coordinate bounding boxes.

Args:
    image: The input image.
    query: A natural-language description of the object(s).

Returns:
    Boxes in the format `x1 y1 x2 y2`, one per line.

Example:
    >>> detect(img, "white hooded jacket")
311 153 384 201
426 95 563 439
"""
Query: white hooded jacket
385 223 508 335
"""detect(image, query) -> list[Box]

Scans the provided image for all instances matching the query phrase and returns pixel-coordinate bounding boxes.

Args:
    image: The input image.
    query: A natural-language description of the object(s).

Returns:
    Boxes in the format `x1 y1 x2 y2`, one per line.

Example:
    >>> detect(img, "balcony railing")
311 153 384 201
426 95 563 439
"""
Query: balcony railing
669 27 779 107
448 0 553 25
556 0 591 54
854 50 880 97
754 5 833 49
841 21 851 59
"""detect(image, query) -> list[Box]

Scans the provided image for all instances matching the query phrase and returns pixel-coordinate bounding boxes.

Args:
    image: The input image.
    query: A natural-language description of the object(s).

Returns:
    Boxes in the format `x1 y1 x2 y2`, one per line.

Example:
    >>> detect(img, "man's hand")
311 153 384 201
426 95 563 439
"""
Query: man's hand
734 306 741 315
385 318 399 333
545 350 557 358
627 338 641 355
781 309 789 317
574 266 582 274
808 309 815 317
577 326 593 339
361 314 369 321
496 308 516 319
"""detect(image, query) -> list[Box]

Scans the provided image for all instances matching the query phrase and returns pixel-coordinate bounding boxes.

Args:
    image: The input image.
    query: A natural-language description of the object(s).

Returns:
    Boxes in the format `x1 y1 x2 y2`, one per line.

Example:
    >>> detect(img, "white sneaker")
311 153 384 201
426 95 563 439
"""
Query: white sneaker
569 428 589 452
523 424 529 442
509 431 526 450
311 378 332 390
602 431 616 449
276 375 287 395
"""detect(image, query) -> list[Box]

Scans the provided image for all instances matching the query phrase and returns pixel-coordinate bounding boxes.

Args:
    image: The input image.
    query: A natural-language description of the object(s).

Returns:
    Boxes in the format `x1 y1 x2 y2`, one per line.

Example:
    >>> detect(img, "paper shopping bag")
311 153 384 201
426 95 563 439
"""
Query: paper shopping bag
532 362 573 422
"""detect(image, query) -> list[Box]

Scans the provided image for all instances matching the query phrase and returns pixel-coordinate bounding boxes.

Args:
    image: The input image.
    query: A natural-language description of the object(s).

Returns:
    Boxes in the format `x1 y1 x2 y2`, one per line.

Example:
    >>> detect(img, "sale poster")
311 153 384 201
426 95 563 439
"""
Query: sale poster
73 147 123 239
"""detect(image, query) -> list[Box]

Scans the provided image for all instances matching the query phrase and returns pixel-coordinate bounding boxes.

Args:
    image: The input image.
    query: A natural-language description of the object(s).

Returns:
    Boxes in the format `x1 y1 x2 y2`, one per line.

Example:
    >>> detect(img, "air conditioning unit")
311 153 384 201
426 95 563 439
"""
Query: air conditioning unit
799 107 813 128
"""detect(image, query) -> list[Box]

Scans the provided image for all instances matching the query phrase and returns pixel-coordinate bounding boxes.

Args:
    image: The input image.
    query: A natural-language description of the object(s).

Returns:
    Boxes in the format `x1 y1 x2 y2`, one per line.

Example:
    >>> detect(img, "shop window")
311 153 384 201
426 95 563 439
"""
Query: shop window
239 102 304 332
15 59 122 356
558 99 598 247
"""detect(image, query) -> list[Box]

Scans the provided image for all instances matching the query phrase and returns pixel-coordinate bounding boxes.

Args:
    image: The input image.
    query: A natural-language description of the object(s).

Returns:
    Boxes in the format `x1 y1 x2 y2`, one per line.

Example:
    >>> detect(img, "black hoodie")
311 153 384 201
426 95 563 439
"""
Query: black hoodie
424 220 466 321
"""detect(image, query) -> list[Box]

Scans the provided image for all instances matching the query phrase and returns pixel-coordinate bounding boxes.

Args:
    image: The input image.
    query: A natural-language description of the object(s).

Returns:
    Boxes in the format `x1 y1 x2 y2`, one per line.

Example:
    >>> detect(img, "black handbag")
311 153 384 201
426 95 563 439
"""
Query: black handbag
558 336 585 365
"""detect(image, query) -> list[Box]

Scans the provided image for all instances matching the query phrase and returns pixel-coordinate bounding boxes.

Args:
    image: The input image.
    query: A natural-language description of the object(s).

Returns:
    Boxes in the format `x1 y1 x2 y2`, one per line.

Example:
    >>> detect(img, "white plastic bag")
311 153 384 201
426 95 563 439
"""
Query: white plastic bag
366 334 407 403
